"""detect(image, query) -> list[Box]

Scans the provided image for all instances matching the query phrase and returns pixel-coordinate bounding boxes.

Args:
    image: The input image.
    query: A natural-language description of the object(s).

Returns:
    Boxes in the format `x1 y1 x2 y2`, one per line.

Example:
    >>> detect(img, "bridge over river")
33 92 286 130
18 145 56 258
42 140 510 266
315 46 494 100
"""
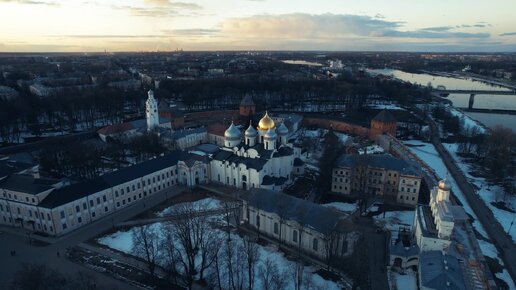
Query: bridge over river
432 88 516 110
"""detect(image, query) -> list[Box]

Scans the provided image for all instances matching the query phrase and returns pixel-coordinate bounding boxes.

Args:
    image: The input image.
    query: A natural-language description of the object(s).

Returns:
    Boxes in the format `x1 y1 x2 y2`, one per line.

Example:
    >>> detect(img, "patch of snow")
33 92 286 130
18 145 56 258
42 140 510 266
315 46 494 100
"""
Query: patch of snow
368 104 406 111
391 270 417 290
158 198 222 217
374 210 415 232
496 270 516 290
448 107 486 135
358 145 384 155
323 202 358 213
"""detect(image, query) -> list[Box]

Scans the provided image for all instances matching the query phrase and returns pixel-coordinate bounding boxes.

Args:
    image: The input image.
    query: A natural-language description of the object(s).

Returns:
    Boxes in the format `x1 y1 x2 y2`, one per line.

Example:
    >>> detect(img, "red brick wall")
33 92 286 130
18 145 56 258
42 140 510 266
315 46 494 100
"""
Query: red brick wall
302 117 370 137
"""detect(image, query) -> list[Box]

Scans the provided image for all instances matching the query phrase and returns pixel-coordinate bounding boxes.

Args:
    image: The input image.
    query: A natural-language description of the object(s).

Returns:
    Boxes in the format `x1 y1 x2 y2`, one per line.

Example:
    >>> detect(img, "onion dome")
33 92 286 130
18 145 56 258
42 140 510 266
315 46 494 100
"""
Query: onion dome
277 122 289 135
245 122 258 137
438 179 451 190
258 111 275 130
264 128 277 139
224 122 241 140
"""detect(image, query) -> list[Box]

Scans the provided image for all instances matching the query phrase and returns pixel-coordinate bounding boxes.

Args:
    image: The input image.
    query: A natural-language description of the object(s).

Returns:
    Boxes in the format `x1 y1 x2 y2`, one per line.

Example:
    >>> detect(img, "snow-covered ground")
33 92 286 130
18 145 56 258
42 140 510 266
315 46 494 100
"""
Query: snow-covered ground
373 210 415 232
158 198 222 217
389 270 417 290
322 202 358 214
443 143 516 242
358 145 384 155
404 140 515 288
367 104 406 111
448 106 486 135
98 198 345 290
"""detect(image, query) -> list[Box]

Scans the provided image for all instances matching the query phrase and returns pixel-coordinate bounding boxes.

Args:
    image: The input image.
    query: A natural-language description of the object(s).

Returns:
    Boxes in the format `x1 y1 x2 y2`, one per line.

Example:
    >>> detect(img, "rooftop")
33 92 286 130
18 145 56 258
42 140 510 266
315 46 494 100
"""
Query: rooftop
242 188 350 235
419 251 466 290
335 154 420 176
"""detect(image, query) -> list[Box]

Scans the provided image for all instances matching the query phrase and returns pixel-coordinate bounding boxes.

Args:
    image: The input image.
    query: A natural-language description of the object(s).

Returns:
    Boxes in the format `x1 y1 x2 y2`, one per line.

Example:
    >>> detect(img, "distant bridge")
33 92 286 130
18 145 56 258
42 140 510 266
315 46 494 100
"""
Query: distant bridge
433 89 516 95
431 89 516 110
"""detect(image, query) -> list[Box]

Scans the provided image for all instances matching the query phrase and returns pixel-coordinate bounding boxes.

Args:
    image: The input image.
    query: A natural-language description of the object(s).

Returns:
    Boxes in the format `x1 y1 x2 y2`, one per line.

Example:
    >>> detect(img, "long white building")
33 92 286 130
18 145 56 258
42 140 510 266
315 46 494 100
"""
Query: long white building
0 152 209 236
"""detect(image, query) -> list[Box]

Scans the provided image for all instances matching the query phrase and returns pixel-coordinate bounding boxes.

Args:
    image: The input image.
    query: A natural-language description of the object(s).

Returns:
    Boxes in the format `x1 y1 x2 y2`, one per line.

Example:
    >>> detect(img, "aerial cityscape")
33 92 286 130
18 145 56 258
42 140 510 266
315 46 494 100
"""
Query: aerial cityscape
0 1 515 290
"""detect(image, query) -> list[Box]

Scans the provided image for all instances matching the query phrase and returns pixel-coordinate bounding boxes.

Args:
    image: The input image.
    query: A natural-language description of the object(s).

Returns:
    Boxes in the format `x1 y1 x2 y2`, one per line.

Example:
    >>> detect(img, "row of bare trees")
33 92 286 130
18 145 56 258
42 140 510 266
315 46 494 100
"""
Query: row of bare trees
131 201 330 290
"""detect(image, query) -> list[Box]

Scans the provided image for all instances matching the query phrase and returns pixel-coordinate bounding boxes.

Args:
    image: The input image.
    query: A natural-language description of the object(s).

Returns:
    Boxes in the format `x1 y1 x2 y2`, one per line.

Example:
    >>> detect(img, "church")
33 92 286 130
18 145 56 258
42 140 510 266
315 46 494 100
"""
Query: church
209 112 304 191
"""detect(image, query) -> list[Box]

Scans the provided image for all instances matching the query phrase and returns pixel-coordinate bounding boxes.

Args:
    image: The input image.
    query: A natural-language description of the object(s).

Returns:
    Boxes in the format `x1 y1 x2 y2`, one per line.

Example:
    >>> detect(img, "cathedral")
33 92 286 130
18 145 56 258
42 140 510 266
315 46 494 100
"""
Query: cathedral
209 112 304 191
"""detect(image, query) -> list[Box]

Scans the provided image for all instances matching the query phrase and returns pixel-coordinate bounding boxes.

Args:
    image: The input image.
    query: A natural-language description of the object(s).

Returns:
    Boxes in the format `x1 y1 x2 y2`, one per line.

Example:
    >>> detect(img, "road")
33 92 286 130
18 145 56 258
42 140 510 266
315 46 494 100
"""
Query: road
0 185 187 289
422 109 516 283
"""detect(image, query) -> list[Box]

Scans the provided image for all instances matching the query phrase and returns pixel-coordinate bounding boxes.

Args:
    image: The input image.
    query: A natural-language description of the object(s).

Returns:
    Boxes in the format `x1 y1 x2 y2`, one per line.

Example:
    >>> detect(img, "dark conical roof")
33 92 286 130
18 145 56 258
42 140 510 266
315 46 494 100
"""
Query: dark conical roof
373 110 396 123
240 95 255 106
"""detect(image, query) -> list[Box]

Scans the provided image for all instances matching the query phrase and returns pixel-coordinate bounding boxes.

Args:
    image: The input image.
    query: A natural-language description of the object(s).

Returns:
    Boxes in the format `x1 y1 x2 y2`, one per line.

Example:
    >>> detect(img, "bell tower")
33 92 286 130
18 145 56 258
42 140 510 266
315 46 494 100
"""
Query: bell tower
146 89 159 131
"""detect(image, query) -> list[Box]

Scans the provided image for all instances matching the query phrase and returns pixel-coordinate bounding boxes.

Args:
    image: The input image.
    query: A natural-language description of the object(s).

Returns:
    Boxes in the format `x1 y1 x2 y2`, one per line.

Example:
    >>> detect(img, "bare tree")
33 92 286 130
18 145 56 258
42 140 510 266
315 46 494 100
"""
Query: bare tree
243 234 259 290
163 202 222 289
132 224 161 281
10 264 68 290
259 257 287 290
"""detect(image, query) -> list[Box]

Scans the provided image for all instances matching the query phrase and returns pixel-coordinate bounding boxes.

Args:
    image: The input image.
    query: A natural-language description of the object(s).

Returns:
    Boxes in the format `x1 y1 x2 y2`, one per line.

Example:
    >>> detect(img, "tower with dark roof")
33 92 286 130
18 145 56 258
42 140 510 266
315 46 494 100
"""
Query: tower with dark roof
239 95 256 117
369 110 397 140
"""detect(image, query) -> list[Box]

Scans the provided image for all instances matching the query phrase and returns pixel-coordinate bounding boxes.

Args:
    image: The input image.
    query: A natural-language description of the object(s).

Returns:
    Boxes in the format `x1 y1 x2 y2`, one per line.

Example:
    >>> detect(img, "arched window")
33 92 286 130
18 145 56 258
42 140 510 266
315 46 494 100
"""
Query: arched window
292 230 298 242
274 222 279 234
313 238 318 251
242 175 247 181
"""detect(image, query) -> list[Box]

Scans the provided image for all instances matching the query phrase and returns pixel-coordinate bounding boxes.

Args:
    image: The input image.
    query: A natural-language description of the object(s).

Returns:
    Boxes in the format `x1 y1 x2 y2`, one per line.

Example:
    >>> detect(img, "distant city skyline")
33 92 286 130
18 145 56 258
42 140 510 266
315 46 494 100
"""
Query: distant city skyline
1 0 516 52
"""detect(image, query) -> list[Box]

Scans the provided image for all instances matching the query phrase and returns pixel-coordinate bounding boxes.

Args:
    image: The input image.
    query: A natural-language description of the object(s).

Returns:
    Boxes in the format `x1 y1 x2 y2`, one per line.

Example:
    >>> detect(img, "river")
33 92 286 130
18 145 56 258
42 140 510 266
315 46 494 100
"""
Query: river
368 69 516 131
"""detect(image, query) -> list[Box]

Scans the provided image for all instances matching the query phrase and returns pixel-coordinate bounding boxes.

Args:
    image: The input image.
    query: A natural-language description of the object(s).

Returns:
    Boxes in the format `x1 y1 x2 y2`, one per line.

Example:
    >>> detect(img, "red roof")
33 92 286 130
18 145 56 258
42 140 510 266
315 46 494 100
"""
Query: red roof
98 122 135 135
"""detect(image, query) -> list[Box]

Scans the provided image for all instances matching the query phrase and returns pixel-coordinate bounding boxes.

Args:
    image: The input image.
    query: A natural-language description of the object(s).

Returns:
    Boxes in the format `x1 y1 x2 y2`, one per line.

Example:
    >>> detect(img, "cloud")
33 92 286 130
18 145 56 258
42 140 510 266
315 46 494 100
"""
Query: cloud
0 0 57 5
500 32 516 36
53 35 163 39
114 1 201 17
219 13 489 40
162 28 219 36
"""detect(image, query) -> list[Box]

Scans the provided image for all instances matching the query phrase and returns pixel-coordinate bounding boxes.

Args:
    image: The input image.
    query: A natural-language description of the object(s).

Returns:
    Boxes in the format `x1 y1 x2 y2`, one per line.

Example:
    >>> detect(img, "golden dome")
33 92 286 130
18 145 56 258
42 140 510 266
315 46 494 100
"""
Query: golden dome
258 111 275 130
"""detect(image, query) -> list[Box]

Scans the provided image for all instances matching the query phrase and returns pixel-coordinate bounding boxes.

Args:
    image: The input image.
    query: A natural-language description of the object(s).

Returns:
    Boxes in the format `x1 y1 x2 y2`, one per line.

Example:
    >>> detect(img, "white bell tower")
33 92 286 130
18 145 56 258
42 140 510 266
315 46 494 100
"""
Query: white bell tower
146 89 159 131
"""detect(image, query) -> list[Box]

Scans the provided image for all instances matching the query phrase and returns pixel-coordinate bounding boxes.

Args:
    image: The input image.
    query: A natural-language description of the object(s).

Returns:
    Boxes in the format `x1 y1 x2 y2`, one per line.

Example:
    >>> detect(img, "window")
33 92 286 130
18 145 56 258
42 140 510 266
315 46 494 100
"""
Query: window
60 211 65 218
116 202 120 207
132 185 135 191
26 197 29 202
103 195 107 202
293 230 298 242
29 210 32 217
96 197 100 204
90 200 94 207
274 222 279 234
105 206 108 212
91 212 96 217
313 238 319 251
76 206 80 213
126 186 130 192
256 215 260 227
47 213 51 220
0 204 3 211
78 217 82 223
62 223 67 230
83 203 87 210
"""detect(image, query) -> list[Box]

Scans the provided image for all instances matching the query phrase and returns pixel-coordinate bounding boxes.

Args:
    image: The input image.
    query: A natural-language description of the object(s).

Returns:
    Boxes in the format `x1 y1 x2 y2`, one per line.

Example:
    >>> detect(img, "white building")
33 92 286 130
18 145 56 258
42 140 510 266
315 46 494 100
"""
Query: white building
0 151 209 236
146 89 159 131
413 179 468 252
209 112 304 191
242 188 359 261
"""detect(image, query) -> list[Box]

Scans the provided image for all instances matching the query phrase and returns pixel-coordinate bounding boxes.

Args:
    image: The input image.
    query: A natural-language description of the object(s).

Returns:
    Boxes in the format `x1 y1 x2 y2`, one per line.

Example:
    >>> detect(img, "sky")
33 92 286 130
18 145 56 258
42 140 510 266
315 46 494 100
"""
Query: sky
1 0 516 52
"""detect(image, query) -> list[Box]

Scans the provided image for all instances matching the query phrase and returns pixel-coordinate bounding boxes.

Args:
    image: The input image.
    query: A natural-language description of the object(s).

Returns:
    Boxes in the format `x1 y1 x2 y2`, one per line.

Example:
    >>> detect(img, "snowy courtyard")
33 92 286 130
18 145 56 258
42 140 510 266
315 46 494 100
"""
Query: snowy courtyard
97 198 347 290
